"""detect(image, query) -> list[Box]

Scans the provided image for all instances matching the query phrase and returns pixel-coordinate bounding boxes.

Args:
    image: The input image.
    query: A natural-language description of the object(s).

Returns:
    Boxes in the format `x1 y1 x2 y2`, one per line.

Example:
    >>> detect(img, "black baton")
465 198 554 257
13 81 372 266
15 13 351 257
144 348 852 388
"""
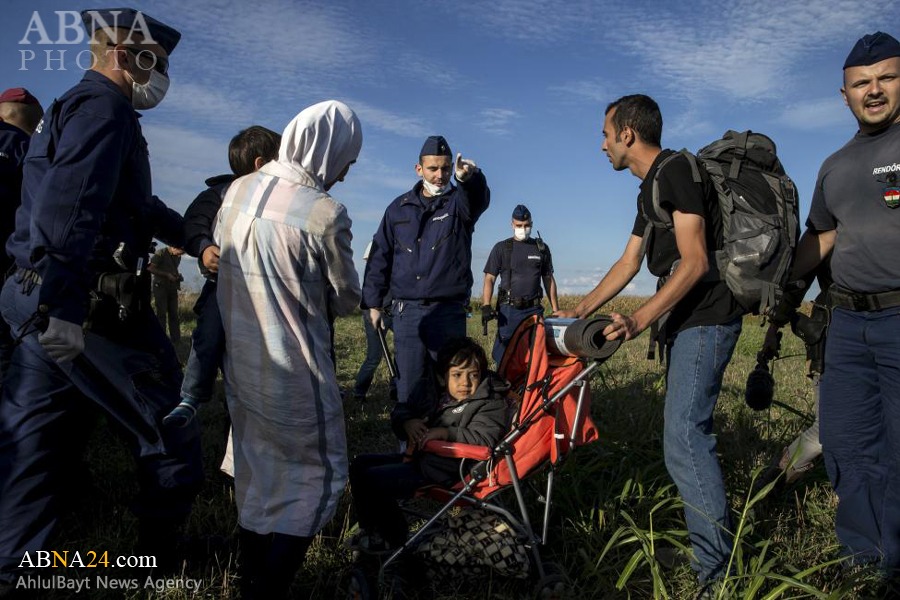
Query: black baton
376 324 398 380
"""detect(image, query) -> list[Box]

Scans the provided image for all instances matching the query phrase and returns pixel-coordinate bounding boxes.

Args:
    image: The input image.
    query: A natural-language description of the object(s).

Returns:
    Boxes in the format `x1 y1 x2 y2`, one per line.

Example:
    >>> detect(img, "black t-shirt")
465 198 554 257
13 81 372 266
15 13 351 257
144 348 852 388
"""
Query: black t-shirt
483 237 553 300
631 150 742 334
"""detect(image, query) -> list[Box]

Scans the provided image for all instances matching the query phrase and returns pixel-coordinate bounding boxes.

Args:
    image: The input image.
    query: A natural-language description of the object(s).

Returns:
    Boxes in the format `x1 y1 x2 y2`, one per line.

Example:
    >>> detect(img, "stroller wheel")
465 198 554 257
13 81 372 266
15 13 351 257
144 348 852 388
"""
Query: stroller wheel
535 561 570 600
345 567 375 600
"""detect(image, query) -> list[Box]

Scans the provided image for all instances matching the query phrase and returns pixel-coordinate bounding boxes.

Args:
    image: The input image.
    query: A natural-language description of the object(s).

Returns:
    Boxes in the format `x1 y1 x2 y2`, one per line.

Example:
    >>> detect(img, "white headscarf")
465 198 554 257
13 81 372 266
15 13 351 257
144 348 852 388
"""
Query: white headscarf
268 100 363 190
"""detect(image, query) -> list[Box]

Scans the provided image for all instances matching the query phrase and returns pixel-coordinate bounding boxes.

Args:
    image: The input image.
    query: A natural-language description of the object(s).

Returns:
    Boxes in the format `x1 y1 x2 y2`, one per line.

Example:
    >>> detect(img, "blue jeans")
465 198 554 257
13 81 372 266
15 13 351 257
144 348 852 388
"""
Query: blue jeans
492 303 543 365
663 317 741 583
353 310 396 399
391 299 466 409
820 307 900 570
181 279 224 403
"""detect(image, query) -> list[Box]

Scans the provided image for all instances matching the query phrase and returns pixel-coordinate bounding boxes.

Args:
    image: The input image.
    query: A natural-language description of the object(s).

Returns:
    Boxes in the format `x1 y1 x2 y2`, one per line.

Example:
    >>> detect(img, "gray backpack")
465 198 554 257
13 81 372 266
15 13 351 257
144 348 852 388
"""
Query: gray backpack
644 131 800 316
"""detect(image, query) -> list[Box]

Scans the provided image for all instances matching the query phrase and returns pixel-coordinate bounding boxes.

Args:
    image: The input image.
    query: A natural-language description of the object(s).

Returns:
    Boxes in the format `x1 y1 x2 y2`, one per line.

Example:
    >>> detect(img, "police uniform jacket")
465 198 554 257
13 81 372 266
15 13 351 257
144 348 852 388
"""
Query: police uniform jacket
0 122 30 273
362 171 490 308
7 70 184 325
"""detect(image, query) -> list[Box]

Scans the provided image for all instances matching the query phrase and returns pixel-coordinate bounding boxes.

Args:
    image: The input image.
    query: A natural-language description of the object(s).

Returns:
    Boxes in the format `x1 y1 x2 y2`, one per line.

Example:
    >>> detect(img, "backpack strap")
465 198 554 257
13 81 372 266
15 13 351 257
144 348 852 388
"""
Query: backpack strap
727 130 750 179
648 149 702 229
534 232 550 270
641 150 705 363
640 149 702 260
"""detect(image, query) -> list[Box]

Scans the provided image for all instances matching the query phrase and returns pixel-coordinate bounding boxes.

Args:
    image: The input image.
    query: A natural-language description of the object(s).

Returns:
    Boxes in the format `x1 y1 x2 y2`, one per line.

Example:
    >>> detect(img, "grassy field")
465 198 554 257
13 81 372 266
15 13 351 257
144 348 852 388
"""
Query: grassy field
30 294 882 599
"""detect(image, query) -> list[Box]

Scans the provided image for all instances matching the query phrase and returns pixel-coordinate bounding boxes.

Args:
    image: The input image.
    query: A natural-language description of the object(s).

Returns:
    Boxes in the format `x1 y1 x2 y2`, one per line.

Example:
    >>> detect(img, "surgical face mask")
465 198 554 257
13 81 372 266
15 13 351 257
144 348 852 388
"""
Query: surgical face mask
130 69 169 110
513 226 532 241
421 178 450 197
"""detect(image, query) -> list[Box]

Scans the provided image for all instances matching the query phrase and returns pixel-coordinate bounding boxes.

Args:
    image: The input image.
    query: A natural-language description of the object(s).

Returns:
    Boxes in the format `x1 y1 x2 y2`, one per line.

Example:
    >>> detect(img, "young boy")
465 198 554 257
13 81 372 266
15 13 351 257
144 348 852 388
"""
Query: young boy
163 126 280 427
348 337 513 551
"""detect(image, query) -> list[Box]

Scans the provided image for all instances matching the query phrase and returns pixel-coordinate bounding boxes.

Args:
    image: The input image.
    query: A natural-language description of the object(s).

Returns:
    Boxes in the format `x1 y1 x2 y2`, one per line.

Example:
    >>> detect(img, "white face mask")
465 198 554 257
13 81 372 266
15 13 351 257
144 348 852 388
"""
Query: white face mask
130 69 169 110
513 226 532 241
421 178 450 197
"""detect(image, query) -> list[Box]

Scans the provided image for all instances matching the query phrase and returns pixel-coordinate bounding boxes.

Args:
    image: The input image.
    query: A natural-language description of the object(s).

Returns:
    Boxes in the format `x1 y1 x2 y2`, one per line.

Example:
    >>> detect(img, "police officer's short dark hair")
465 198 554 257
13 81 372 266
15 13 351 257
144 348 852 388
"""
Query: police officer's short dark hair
605 94 662 148
436 337 489 382
229 126 281 177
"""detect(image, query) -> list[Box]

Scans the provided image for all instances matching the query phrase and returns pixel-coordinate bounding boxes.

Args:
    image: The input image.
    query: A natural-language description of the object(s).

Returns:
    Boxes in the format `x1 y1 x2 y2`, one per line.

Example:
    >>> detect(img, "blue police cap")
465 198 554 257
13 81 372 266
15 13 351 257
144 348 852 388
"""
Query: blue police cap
843 31 900 69
81 8 181 55
419 135 452 159
512 204 531 221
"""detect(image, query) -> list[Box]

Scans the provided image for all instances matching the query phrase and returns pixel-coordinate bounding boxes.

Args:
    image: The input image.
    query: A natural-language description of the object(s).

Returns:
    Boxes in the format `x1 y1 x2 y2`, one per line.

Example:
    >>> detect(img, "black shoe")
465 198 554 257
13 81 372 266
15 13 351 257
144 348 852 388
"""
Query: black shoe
137 517 185 575
238 528 311 600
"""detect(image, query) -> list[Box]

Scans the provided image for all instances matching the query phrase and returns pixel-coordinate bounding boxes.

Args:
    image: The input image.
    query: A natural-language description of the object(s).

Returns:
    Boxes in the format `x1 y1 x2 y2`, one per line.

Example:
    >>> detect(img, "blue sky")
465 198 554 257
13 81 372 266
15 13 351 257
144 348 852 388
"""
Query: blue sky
3 0 897 295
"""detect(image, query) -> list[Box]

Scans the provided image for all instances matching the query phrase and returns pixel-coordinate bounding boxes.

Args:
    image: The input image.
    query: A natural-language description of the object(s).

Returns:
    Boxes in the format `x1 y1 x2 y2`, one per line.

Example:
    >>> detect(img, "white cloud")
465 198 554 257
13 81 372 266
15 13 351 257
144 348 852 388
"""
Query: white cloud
156 81 256 128
344 155 415 194
479 108 519 135
549 78 609 104
462 0 897 106
663 108 718 145
615 0 898 102
556 268 656 296
556 268 606 295
347 100 431 139
146 0 468 111
447 0 599 44
393 51 466 90
777 96 849 131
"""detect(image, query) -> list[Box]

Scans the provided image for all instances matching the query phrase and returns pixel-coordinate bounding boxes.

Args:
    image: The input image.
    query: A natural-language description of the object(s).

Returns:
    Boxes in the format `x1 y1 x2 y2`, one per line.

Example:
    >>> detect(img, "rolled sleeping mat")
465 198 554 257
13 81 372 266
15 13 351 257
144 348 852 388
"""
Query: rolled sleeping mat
544 316 622 360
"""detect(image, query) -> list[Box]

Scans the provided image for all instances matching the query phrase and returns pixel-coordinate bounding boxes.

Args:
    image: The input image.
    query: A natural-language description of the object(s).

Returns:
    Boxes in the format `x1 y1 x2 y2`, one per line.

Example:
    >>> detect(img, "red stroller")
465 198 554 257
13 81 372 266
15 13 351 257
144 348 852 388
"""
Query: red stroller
347 314 621 597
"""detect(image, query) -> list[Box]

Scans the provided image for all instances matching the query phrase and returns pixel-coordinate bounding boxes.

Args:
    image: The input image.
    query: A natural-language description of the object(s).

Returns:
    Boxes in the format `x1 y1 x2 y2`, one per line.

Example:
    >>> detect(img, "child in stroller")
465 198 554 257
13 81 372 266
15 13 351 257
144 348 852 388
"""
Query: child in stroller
348 336 514 552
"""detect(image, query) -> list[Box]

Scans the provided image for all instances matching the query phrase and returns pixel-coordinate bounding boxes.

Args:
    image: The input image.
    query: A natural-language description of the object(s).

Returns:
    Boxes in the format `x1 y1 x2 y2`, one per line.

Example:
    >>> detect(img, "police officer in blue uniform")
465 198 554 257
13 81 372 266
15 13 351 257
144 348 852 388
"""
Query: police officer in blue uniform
0 87 43 271
0 87 43 384
0 9 203 586
362 135 489 442
482 204 559 364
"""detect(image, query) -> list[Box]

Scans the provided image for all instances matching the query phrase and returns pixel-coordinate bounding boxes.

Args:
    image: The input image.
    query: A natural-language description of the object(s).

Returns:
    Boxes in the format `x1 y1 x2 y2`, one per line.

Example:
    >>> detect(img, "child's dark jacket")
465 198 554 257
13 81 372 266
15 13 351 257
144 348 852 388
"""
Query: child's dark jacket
393 372 513 484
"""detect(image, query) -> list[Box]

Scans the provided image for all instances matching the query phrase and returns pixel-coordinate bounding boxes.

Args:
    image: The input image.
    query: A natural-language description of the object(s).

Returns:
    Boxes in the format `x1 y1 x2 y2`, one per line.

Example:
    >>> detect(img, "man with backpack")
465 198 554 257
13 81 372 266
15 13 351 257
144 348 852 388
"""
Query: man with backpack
557 94 744 596
780 31 900 582
481 204 559 364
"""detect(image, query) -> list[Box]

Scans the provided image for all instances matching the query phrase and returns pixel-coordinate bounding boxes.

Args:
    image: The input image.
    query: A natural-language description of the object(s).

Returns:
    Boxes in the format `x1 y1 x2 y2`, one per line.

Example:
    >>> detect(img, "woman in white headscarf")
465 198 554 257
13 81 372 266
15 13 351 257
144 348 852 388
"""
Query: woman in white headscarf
214 100 362 599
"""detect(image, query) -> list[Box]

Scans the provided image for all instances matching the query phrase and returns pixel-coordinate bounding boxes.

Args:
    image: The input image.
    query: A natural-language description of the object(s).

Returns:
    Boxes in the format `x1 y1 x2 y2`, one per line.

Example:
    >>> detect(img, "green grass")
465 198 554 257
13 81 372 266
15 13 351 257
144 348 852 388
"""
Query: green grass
30 293 880 599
